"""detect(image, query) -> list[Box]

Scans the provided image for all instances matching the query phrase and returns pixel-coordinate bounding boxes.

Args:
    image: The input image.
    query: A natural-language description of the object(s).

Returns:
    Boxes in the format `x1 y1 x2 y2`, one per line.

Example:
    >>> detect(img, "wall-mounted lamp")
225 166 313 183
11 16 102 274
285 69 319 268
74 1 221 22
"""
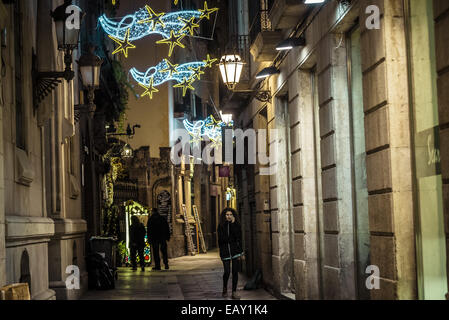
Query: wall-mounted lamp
255 67 280 80
121 144 133 159
75 46 103 118
276 36 306 51
219 52 271 103
33 1 85 105
219 54 245 90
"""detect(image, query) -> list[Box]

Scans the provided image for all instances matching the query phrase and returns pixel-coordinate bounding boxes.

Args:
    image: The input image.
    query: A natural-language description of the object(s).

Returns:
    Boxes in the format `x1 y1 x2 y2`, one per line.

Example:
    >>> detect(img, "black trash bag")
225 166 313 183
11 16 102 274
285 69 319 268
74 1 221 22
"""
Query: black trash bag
86 252 115 290
244 269 262 290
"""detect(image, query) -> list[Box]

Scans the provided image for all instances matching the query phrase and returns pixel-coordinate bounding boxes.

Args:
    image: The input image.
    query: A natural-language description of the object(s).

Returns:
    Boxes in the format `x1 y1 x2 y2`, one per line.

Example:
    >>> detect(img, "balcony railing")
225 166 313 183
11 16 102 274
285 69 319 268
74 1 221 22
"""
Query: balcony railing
227 35 251 82
249 10 272 46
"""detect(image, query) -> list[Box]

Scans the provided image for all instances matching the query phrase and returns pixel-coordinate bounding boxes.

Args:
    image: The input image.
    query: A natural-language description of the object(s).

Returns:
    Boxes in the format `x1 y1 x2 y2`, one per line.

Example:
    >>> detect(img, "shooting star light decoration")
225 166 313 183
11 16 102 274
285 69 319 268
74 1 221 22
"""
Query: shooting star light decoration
130 55 217 99
183 115 234 148
99 2 218 57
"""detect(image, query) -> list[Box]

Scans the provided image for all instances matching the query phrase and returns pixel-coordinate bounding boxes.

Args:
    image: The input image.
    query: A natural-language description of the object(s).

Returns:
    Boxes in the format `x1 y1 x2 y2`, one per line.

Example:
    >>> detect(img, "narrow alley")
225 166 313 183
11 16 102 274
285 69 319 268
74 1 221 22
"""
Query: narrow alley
80 250 276 300
1 0 449 304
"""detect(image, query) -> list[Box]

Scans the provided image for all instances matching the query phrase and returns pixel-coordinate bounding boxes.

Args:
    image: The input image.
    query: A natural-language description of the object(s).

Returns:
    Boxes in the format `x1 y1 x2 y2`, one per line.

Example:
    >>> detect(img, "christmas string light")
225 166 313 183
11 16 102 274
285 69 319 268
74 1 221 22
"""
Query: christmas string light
130 60 206 93
130 55 218 99
183 115 234 147
99 10 201 42
99 2 218 57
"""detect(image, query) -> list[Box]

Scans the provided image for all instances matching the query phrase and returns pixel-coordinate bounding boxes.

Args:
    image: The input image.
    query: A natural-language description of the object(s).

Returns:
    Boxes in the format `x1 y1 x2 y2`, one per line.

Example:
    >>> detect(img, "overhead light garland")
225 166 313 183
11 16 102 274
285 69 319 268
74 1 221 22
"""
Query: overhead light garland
99 2 219 99
130 56 217 99
183 115 234 148
130 60 210 98
99 2 218 58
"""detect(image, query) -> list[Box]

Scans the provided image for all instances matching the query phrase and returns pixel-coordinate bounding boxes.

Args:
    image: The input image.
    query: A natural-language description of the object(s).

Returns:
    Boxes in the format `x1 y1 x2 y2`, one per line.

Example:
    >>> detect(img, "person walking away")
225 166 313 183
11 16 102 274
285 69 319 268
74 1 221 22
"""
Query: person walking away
217 208 243 300
147 208 170 270
130 215 146 271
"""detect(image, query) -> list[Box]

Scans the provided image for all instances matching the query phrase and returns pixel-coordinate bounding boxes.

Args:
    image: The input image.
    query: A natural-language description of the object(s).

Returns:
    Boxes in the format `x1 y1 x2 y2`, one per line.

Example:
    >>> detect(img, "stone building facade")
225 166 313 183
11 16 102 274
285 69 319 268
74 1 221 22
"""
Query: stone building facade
224 0 449 300
0 0 87 300
0 0 128 300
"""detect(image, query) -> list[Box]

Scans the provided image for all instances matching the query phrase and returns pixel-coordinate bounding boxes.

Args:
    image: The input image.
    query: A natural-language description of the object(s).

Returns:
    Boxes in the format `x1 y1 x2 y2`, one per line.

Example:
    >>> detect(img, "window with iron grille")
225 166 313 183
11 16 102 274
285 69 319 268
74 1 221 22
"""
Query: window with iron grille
248 0 272 45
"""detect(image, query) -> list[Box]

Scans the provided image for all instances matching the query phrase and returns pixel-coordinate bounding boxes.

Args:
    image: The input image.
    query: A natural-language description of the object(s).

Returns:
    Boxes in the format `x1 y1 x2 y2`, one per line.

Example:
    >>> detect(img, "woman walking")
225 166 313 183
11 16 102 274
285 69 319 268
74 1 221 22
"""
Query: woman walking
217 208 243 299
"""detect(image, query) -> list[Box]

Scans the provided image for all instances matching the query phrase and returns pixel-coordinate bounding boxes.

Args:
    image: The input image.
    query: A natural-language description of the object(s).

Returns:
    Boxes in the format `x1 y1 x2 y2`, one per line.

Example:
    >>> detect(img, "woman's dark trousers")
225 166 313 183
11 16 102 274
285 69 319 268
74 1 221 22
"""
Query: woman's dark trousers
130 245 145 269
222 258 240 292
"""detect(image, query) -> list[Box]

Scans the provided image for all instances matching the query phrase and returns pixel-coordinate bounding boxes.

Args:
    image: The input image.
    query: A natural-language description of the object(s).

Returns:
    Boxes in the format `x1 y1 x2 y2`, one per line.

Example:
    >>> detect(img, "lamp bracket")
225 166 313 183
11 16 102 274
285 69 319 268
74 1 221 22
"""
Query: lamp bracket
32 50 74 108
232 89 272 103
254 90 271 103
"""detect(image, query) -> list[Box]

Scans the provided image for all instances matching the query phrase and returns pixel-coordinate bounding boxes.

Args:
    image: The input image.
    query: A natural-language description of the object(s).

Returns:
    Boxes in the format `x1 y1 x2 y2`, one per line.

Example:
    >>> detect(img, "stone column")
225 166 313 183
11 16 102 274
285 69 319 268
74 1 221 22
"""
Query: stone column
254 113 273 286
360 0 416 299
268 96 294 294
290 70 321 300
184 176 192 220
316 33 356 300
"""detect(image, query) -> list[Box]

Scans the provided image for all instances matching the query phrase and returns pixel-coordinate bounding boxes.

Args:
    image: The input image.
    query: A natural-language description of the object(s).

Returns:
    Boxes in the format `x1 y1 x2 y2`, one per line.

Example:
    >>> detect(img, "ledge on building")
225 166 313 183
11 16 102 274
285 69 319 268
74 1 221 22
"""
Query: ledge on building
52 218 87 238
250 31 284 62
5 216 55 244
269 0 308 29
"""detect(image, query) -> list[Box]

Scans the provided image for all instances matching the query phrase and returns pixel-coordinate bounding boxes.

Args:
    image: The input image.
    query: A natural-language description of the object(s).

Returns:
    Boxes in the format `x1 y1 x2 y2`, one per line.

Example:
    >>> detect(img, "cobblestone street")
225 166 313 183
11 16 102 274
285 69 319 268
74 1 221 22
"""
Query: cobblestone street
81 250 277 300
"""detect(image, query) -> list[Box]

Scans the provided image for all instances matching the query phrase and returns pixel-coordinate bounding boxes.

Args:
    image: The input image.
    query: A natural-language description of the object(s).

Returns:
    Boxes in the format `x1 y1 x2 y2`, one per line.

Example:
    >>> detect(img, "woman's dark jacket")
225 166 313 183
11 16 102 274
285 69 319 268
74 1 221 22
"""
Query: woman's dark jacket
217 221 243 260
130 223 146 248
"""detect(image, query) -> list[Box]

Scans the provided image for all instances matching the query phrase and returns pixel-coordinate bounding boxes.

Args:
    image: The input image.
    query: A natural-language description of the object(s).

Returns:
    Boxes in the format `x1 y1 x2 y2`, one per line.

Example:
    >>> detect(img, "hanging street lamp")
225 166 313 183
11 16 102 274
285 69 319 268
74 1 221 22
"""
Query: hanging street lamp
219 54 245 91
76 46 103 118
121 144 133 159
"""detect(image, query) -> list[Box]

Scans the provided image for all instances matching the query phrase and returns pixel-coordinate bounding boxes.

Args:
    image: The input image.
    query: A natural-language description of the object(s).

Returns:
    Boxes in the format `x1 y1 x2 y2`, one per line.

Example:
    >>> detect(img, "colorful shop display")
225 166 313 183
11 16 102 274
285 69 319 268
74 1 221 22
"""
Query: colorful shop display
124 200 152 265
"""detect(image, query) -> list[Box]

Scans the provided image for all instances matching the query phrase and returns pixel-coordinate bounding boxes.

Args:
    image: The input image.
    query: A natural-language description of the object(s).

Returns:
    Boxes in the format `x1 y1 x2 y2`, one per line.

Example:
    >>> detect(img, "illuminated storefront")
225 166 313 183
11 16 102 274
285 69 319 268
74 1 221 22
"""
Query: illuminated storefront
124 200 152 265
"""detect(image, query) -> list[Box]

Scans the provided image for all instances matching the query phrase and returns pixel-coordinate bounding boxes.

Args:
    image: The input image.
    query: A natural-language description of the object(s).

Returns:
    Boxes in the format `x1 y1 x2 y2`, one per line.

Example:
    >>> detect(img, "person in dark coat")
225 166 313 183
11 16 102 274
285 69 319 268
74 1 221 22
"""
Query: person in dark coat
147 208 170 270
129 215 146 271
217 207 243 300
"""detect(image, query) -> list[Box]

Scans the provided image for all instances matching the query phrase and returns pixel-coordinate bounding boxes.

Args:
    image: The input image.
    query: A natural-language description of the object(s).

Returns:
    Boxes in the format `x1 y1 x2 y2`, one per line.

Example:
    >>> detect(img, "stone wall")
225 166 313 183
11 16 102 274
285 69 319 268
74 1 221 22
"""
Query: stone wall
434 0 449 296
0 0 7 289
316 32 356 300
2 0 56 300
359 0 416 299
0 0 88 299
237 0 422 300
289 69 320 300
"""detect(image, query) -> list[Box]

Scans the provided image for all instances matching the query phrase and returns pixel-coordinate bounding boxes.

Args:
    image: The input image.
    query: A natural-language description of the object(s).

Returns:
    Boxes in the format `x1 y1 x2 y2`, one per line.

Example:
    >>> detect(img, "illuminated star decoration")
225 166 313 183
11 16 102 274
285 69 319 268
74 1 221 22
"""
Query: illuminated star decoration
183 115 234 148
99 3 219 56
174 0 179 5
156 30 185 57
178 16 200 36
139 77 159 100
173 77 195 97
198 1 219 20
131 59 213 98
188 66 205 80
137 5 165 31
161 59 180 77
203 54 218 68
109 28 136 58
